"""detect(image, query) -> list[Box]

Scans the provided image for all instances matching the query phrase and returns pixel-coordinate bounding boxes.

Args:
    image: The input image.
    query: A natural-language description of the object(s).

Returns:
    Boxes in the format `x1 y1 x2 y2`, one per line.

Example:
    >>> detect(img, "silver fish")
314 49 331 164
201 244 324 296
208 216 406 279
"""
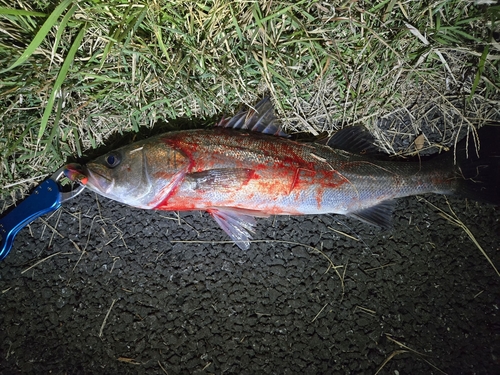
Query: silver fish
68 98 500 249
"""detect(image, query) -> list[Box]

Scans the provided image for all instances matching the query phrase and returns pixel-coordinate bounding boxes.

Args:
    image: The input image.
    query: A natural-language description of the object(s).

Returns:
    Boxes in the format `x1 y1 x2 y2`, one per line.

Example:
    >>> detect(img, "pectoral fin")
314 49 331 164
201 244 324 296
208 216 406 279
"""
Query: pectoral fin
186 169 255 191
208 207 268 250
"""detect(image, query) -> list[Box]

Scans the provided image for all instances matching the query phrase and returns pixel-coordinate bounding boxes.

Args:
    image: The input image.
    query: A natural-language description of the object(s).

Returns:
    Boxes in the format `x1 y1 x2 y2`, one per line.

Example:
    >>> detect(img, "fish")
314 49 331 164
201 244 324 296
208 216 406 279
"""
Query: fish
69 98 500 249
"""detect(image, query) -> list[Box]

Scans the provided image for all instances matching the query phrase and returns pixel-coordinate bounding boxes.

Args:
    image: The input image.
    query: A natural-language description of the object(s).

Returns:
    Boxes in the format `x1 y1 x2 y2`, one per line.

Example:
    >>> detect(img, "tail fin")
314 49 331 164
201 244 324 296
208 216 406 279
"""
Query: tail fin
456 125 500 205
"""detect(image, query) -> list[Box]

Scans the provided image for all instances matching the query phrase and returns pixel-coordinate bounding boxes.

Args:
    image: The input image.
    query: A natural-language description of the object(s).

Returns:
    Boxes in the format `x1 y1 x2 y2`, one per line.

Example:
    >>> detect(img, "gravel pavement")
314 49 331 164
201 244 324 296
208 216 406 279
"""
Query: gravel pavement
1 188 499 374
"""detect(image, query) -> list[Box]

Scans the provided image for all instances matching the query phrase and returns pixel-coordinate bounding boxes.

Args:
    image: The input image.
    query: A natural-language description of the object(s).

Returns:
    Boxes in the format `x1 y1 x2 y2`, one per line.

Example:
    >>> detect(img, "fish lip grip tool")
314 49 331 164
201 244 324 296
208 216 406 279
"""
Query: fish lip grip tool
0 166 86 261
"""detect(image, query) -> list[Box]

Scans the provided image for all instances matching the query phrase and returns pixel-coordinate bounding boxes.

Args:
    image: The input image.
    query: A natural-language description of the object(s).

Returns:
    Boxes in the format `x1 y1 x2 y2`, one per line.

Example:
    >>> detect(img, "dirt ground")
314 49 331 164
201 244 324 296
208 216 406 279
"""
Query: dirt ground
0 187 499 374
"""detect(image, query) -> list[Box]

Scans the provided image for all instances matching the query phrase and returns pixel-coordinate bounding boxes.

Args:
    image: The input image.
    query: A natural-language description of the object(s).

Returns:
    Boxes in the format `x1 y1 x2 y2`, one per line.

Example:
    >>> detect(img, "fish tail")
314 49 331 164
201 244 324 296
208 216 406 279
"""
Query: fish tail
455 124 500 205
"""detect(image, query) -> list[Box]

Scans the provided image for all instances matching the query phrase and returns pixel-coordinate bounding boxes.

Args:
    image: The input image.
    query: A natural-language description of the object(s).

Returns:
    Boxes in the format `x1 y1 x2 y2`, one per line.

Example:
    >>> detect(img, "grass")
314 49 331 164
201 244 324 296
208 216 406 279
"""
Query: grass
0 0 499 197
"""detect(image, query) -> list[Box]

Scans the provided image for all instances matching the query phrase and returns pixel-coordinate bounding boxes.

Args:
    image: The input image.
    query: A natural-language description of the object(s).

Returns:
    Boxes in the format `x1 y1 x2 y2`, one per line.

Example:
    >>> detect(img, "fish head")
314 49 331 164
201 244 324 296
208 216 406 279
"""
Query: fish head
84 138 189 208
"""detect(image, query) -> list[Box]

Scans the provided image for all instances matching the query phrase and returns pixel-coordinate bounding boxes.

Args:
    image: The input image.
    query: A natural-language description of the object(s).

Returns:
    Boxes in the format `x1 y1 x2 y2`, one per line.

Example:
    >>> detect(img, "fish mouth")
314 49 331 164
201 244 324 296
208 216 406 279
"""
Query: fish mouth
64 163 88 184
82 164 114 194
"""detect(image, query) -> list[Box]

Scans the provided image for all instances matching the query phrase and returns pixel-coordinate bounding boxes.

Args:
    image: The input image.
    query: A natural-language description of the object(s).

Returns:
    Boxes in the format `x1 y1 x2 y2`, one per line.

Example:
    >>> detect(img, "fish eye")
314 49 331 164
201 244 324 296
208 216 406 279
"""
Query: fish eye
105 153 121 168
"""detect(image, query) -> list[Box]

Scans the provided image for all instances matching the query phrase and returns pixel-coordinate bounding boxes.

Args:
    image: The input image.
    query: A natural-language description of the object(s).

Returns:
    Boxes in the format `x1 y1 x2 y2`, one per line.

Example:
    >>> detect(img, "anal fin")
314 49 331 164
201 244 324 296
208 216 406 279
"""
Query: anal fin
348 201 395 229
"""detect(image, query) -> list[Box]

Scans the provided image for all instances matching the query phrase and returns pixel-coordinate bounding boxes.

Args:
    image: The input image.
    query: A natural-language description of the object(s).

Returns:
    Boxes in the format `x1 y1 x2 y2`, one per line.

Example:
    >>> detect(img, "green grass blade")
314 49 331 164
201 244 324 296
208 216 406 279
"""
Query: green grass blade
468 43 489 102
52 4 78 64
0 7 46 17
0 0 73 73
229 5 244 42
38 24 87 142
73 127 82 157
121 5 148 46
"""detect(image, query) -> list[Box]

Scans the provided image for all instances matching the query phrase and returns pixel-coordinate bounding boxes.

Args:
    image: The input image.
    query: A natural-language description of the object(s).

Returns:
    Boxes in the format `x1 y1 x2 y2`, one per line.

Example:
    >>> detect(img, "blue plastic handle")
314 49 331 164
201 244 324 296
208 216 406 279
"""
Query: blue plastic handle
0 179 62 261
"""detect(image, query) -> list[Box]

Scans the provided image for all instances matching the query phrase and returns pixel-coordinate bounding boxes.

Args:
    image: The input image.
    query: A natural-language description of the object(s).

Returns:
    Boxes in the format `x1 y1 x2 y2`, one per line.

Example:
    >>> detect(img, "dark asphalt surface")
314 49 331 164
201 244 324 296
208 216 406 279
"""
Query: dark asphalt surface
0 188 499 374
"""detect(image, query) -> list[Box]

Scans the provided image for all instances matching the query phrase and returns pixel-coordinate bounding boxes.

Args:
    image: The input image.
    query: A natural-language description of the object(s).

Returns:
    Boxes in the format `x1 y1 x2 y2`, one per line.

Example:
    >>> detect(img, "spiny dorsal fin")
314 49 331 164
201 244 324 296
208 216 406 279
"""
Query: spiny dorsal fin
327 126 381 155
217 97 289 137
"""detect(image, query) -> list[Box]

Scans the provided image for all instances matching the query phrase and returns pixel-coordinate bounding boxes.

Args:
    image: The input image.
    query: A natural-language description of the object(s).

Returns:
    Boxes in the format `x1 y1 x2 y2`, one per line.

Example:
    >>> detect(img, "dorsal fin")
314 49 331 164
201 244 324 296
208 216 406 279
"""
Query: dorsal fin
217 97 289 137
327 126 381 155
